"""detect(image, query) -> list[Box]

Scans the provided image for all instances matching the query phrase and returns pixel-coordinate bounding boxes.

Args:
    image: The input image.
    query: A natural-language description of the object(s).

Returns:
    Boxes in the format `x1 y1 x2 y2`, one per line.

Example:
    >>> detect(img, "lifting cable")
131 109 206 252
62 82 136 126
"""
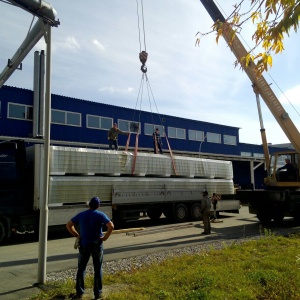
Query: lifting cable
129 0 177 176
144 74 178 176
130 73 145 174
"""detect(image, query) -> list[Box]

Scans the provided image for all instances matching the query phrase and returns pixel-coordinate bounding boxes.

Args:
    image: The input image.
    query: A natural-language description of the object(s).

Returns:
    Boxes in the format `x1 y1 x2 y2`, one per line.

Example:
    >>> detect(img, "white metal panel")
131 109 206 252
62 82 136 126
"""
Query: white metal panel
215 200 240 211
48 204 112 226
48 176 234 205
123 152 172 176
50 147 131 175
48 146 233 179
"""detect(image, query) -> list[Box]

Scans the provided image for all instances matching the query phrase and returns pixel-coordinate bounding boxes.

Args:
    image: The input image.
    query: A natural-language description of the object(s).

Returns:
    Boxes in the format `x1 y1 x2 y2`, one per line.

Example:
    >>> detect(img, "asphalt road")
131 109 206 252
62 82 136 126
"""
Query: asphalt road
0 206 298 300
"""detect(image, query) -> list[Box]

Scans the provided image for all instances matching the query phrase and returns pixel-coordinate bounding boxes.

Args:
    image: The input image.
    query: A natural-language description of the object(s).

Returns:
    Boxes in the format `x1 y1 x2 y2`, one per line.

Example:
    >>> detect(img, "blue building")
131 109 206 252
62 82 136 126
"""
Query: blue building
0 85 288 188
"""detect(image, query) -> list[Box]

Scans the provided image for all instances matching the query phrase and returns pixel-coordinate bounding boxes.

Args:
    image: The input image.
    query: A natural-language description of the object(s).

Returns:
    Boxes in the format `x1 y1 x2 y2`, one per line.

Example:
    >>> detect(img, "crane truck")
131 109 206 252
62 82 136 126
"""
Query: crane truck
0 139 239 244
200 0 300 224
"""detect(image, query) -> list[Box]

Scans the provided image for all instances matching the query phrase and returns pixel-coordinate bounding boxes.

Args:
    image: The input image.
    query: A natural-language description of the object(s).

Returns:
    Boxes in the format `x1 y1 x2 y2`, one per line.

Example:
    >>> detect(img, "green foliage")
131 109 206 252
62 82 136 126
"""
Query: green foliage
235 0 299 75
30 233 300 300
198 0 300 76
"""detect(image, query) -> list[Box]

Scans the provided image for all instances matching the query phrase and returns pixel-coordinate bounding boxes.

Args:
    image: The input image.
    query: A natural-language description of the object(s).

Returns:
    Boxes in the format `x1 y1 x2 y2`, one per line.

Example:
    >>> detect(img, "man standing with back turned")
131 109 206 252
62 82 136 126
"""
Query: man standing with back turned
66 196 114 300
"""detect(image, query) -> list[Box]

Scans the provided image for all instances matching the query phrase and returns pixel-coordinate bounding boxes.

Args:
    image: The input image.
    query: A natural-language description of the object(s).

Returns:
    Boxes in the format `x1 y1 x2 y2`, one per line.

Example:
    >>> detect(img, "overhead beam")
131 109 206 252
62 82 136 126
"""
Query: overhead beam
0 19 44 88
7 0 59 26
0 0 59 88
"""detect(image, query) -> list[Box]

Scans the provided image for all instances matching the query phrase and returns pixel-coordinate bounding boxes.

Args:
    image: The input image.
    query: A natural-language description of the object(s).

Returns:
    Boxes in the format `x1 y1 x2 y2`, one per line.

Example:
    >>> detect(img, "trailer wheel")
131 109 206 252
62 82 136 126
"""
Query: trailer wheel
163 208 174 220
174 203 188 223
272 212 284 224
190 203 202 221
0 220 7 244
257 212 272 225
293 215 300 225
147 209 162 220
112 210 126 229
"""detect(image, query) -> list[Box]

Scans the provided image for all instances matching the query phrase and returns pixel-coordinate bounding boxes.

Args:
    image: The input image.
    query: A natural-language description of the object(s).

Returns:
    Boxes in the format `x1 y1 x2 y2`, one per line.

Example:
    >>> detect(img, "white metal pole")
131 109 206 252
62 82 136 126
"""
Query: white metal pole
37 23 51 284
39 50 46 137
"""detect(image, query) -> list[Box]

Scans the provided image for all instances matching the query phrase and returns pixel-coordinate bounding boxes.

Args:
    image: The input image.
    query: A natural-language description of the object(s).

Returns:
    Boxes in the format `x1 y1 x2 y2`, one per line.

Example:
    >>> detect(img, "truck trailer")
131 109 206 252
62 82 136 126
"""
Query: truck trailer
0 139 240 243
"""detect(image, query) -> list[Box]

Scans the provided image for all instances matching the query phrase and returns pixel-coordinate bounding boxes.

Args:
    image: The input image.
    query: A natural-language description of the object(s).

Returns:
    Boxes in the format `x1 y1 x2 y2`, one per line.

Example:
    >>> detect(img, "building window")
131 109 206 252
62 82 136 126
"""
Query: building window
87 115 113 130
168 127 186 139
241 152 252 157
188 130 204 141
8 102 33 120
207 132 221 143
144 123 165 136
119 119 140 133
223 135 237 146
253 153 264 158
51 109 81 127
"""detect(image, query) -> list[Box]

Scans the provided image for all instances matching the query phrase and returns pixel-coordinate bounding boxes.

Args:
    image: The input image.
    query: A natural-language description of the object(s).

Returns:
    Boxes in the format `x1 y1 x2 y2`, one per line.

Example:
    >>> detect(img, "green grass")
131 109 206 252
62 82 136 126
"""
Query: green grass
31 233 300 300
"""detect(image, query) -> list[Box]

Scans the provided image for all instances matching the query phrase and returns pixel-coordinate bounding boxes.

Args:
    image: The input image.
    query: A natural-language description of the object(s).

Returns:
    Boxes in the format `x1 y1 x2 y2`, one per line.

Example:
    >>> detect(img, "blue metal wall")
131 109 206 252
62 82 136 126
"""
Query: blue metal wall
1 85 242 154
0 85 291 189
0 86 33 137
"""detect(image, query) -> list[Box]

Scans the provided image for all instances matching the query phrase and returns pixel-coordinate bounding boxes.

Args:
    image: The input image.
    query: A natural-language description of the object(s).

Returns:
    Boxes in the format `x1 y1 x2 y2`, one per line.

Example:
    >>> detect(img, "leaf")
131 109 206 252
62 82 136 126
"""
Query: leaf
197 0 299 76
267 55 273 67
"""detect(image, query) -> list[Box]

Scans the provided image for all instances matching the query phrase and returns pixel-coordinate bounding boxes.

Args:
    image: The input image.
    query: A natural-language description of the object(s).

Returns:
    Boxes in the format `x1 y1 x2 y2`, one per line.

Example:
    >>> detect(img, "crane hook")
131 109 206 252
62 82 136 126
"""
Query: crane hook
139 51 148 64
139 51 148 73
141 65 147 73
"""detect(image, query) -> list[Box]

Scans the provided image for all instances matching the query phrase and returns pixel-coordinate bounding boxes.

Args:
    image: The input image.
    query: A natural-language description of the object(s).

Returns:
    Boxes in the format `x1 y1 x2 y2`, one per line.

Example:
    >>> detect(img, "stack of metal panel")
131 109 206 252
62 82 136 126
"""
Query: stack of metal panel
49 146 232 179
49 147 131 175
173 156 233 178
123 152 172 176
33 146 234 206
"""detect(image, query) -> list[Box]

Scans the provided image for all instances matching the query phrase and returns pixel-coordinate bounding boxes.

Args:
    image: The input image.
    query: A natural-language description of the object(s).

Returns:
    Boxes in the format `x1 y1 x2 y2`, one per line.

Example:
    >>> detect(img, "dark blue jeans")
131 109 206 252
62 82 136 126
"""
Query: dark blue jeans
153 141 163 154
76 243 103 297
109 139 118 150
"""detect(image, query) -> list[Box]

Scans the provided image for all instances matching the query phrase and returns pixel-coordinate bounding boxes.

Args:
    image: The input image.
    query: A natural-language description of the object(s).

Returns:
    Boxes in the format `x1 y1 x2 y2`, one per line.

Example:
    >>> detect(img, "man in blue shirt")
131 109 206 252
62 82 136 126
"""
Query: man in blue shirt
66 197 114 300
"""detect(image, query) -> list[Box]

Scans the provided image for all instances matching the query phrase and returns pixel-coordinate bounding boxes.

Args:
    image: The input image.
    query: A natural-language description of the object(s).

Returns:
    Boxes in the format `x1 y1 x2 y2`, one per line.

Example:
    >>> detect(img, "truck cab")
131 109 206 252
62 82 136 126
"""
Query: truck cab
266 151 300 188
0 140 36 243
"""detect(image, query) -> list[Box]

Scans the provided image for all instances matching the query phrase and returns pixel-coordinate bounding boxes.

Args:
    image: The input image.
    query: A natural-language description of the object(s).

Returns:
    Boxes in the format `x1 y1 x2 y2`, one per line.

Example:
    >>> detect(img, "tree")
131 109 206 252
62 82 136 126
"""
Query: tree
197 0 300 77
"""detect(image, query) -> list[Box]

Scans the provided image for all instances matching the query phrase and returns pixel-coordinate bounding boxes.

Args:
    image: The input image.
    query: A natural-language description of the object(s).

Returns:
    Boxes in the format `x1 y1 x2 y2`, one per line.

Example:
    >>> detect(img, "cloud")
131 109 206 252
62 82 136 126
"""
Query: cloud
92 39 106 51
33 35 81 56
64 36 81 49
98 86 134 94
1 0 299 146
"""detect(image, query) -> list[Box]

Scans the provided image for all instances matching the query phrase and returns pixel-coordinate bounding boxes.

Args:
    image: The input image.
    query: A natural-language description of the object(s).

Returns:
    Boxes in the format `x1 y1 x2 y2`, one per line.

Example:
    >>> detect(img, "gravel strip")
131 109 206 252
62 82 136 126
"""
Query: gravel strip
47 226 300 283
46 237 256 283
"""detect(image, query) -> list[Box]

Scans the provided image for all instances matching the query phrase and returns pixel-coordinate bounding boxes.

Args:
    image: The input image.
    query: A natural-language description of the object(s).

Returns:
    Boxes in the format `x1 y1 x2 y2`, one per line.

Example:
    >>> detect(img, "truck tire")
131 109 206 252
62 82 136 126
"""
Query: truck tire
112 210 126 229
272 212 284 224
293 214 300 225
190 203 202 221
163 208 174 220
257 212 272 225
174 203 188 223
147 209 162 220
0 220 7 244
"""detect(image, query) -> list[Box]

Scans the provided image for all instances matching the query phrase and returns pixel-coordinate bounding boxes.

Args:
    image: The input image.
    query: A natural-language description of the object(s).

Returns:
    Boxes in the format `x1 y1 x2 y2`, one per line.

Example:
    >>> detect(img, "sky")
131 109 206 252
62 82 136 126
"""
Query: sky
0 0 300 145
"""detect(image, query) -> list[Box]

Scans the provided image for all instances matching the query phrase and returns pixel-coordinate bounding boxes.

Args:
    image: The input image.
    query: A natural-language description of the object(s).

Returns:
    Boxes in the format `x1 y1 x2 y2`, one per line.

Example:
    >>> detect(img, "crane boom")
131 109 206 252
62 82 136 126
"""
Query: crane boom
199 0 300 154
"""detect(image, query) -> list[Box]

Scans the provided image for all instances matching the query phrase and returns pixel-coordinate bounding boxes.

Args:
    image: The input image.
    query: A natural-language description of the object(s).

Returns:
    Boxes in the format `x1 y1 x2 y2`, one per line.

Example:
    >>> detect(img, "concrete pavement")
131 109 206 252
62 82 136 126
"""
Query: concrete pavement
0 207 260 299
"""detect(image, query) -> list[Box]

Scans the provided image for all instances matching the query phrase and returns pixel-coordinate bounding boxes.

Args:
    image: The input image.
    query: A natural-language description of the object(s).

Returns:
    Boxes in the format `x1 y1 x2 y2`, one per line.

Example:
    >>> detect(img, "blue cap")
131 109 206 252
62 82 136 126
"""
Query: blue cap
89 196 100 209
